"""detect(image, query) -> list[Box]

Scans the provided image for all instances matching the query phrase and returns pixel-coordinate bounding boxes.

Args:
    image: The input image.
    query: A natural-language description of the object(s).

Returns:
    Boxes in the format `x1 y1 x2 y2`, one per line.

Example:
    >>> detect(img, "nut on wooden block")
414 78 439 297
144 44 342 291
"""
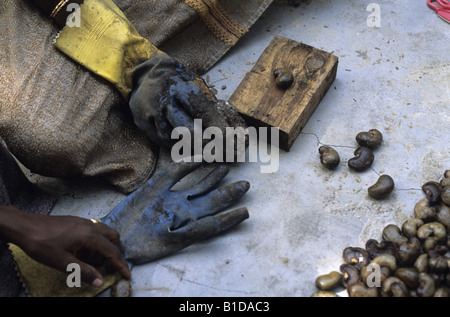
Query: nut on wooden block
229 36 338 151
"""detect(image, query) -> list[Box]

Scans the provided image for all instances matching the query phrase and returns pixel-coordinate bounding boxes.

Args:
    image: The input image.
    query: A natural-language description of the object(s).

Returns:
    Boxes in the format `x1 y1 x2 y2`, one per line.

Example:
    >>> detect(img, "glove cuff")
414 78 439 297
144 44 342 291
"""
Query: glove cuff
55 0 162 100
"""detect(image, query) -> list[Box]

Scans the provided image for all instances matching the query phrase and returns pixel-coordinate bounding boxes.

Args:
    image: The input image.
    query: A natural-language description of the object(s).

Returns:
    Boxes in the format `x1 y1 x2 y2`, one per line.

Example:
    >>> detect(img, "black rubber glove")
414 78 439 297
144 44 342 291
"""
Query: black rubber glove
129 53 246 148
100 161 250 265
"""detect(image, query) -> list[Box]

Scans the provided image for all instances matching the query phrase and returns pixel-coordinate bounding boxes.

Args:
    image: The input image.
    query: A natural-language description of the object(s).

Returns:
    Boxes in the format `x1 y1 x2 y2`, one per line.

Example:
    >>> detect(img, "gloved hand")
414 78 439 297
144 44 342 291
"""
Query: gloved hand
100 162 250 265
54 0 247 151
129 52 246 148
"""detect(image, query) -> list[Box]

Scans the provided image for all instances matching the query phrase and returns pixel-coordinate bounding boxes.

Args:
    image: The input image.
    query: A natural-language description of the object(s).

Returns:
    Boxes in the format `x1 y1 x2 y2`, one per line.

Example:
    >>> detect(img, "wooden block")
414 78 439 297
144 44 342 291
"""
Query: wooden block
229 36 338 151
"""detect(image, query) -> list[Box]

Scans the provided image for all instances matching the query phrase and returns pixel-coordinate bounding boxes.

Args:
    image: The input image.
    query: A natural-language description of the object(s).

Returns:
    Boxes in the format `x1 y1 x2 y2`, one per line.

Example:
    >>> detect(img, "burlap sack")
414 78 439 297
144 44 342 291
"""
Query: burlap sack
119 0 273 74
0 1 156 194
0 0 272 194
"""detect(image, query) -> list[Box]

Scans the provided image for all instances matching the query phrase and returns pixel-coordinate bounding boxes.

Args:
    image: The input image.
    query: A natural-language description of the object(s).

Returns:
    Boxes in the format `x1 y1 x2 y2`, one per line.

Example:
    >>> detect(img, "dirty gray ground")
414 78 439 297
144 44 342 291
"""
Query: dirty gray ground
27 0 449 297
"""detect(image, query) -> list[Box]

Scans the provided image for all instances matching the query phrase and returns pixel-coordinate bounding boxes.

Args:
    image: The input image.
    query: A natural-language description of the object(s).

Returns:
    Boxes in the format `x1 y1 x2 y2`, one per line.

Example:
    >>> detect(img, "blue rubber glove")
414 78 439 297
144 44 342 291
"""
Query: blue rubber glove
100 161 250 265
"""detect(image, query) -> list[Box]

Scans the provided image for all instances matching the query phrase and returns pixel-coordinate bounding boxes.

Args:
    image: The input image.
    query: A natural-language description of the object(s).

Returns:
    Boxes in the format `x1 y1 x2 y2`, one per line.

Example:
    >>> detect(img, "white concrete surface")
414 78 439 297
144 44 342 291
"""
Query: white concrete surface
31 0 449 297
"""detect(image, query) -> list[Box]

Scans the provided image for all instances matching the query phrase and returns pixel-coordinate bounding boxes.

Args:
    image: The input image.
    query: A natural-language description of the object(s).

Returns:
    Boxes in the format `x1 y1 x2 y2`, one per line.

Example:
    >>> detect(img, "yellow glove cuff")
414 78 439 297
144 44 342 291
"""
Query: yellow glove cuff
55 0 161 99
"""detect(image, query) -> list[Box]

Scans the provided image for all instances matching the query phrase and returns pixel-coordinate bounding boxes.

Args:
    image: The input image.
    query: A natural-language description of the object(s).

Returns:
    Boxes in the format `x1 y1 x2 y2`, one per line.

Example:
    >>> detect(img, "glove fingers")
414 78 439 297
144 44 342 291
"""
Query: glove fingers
123 160 202 199
186 165 230 198
191 180 250 219
171 81 227 129
154 103 174 143
165 160 204 189
166 104 195 133
169 207 249 242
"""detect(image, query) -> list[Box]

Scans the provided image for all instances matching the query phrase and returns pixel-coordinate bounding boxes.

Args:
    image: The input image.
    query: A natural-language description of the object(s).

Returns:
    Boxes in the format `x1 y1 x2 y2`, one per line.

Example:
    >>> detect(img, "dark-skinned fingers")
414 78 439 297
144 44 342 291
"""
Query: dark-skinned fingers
186 165 230 198
84 235 131 280
75 248 104 268
169 207 249 242
92 222 122 251
42 250 103 287
190 180 250 219
63 254 105 287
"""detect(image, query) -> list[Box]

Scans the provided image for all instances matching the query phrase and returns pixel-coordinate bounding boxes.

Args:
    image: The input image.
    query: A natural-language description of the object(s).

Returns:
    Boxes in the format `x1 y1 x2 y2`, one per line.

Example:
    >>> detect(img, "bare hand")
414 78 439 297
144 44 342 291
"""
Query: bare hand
0 206 131 287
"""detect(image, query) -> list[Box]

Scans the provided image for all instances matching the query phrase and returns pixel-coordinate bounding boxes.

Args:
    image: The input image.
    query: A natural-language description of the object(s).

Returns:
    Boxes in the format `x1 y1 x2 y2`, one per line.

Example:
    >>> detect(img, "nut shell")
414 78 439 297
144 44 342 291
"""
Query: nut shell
422 181 442 203
441 186 450 206
414 198 437 222
382 224 408 245
315 271 342 290
310 291 338 297
347 281 379 297
319 146 340 170
368 174 394 199
110 279 132 297
355 129 383 149
348 146 374 172
273 68 294 89
365 239 396 259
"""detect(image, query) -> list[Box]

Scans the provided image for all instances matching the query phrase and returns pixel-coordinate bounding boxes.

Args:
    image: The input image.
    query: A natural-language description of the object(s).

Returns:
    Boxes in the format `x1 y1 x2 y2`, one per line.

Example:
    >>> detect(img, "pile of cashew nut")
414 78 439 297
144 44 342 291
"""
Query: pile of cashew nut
312 170 450 297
